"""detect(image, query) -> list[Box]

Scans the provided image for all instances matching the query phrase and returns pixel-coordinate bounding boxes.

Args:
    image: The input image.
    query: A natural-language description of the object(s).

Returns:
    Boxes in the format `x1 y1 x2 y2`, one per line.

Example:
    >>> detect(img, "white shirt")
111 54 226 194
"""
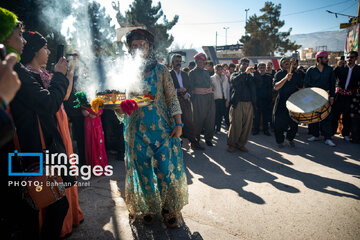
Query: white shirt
175 70 184 89
174 70 191 99
345 65 355 90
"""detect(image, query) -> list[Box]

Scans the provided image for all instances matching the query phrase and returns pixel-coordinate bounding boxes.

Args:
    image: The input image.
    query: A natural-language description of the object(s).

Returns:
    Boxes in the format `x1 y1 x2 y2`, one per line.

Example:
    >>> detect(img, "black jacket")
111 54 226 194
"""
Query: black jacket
255 73 273 100
10 63 69 168
170 69 192 95
230 71 257 110
273 69 303 113
334 64 360 91
304 65 336 97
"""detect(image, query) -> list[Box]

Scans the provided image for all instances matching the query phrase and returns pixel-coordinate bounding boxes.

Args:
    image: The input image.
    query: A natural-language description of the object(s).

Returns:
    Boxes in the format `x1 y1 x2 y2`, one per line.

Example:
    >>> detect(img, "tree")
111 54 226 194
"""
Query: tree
112 0 178 59
239 1 301 56
88 1 121 57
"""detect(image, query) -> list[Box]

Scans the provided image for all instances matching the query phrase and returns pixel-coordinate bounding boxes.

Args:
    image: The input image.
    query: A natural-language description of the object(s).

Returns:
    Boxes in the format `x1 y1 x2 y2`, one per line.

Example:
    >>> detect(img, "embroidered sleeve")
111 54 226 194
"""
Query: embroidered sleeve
162 66 182 116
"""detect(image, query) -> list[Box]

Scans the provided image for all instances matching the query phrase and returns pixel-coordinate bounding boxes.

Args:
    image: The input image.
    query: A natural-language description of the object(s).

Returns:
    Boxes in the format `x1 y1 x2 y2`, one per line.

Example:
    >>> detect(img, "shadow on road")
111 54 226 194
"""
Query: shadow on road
183 126 360 204
184 147 298 205
71 179 117 240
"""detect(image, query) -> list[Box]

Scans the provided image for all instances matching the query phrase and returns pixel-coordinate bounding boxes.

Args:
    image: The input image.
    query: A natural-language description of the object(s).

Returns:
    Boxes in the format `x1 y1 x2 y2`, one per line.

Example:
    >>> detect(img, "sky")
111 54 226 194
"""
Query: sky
98 0 358 49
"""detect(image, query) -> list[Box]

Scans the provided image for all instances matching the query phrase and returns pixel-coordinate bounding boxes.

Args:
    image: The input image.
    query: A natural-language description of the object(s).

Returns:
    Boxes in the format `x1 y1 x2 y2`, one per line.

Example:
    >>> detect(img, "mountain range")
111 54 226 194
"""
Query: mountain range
289 30 347 51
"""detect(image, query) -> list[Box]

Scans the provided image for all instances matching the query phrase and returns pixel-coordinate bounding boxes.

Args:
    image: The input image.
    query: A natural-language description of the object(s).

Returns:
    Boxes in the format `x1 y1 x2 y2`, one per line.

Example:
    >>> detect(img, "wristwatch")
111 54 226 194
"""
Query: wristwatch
175 123 184 127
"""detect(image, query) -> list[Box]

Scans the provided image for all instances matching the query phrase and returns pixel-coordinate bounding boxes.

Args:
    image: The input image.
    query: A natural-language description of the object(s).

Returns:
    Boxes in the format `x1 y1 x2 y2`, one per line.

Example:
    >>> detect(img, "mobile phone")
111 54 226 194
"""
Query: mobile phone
0 43 6 61
56 44 64 62
66 53 78 61
50 63 55 73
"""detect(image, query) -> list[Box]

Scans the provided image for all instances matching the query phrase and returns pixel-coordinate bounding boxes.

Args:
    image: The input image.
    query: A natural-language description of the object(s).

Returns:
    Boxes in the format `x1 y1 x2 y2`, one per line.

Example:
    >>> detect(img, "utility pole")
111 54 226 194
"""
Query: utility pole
223 27 229 46
245 8 250 35
216 31 218 48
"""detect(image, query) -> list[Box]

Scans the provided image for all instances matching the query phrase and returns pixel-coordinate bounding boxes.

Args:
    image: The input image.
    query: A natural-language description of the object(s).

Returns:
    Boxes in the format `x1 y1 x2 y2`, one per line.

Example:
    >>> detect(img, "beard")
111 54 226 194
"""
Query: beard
321 60 328 66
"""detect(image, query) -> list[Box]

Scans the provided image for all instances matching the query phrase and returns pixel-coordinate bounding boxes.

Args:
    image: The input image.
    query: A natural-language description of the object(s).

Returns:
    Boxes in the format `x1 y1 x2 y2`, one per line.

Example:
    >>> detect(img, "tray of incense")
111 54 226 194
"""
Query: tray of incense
93 90 154 110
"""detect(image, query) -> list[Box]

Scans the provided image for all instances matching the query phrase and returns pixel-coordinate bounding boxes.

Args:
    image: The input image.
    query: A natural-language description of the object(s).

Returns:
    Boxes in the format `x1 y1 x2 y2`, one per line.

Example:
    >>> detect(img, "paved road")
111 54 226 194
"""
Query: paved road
69 126 360 240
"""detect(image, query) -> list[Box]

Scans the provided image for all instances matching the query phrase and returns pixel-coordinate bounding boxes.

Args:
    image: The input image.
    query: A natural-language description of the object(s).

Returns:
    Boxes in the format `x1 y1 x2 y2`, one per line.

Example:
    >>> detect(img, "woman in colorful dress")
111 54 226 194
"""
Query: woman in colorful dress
21 31 84 237
115 29 188 227
82 107 108 169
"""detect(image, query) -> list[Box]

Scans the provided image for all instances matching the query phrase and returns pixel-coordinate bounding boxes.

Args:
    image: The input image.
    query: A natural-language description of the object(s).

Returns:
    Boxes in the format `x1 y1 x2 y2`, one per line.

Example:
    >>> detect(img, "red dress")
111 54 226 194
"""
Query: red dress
83 107 108 169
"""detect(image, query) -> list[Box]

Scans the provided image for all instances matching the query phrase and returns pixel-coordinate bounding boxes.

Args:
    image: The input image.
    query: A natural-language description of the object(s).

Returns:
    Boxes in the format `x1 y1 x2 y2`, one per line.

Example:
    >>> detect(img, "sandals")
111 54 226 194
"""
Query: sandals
162 209 181 228
142 214 155 225
129 213 155 225
129 210 181 227
128 213 154 225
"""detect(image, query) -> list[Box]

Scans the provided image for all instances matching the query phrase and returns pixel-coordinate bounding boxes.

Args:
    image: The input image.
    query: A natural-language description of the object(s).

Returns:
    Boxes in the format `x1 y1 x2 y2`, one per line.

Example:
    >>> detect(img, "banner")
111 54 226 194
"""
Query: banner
345 23 359 55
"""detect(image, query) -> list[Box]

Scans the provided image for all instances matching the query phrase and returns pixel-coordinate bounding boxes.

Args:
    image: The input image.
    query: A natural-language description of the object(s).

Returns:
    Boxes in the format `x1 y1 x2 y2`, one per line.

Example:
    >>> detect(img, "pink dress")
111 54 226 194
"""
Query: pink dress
83 107 108 168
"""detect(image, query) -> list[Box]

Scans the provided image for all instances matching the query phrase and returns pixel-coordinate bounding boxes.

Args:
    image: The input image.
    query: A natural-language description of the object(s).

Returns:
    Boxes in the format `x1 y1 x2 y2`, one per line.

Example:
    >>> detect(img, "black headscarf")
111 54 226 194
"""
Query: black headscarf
21 31 47 65
126 29 157 73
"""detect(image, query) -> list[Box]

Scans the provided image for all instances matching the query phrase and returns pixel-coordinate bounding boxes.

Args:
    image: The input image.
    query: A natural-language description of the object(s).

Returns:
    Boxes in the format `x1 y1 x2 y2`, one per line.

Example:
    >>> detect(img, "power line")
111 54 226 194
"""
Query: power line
283 0 351 17
178 20 244 26
177 0 352 26
339 1 357 13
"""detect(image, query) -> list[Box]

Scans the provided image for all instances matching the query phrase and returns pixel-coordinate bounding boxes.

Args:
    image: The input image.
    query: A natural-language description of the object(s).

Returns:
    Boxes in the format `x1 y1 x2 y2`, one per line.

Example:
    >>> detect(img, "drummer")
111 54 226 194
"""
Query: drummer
273 57 303 148
304 51 336 147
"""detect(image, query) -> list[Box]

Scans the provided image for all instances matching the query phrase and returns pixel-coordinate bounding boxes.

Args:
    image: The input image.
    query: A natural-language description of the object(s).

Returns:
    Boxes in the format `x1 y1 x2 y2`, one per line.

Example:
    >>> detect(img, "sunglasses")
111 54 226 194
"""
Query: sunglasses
347 56 355 59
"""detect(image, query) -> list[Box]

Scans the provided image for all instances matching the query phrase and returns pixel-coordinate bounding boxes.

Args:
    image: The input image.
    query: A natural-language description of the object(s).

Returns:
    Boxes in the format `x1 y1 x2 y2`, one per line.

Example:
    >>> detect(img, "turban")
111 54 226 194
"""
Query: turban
126 28 155 48
194 53 206 61
315 51 328 59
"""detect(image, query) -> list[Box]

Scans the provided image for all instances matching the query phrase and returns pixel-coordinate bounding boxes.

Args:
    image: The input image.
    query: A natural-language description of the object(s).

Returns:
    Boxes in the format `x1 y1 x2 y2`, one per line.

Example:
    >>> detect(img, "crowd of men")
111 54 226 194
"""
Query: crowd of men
169 50 360 152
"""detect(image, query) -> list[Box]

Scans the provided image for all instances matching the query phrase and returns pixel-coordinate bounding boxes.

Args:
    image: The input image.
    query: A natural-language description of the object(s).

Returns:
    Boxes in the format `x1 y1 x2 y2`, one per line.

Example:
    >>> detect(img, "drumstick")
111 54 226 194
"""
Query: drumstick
288 58 295 74
287 58 296 79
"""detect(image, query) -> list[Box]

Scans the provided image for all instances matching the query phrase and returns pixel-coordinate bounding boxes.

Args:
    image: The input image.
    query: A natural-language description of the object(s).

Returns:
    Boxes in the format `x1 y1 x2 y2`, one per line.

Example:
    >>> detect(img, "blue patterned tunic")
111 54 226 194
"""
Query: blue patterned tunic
116 63 188 216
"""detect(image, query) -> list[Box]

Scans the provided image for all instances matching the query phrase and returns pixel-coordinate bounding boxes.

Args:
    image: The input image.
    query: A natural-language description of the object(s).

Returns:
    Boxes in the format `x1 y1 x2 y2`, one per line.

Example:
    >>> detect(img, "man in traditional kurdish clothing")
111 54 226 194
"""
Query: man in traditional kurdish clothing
227 58 257 153
189 53 215 147
305 51 336 147
273 57 303 148
170 54 204 150
253 62 273 136
115 29 188 228
332 51 360 142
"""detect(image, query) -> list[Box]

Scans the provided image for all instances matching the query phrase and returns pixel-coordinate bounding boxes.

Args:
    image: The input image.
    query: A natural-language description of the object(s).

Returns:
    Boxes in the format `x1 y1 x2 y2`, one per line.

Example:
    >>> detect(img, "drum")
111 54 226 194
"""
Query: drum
286 87 331 124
